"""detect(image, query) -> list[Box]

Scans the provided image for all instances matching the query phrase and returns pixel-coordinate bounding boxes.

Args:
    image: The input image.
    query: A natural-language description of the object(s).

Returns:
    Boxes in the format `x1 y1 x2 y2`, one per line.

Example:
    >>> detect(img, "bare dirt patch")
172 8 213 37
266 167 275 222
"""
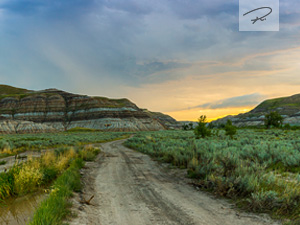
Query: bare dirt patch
0 151 46 173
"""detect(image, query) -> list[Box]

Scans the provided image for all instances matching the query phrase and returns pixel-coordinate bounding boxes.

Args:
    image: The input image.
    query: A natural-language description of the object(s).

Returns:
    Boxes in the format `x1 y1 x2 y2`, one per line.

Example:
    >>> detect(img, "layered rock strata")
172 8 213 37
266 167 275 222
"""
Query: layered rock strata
0 87 179 132
0 120 56 134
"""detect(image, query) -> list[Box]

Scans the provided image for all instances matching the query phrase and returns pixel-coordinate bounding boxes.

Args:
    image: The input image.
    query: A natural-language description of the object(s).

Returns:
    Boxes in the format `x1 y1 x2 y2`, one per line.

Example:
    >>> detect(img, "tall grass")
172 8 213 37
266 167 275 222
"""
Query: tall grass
28 158 84 225
28 144 101 224
0 146 82 202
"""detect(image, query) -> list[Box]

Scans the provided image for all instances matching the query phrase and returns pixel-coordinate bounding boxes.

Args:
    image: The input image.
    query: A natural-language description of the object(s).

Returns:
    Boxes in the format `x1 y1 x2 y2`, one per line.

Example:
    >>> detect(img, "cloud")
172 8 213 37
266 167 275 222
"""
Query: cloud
0 0 300 120
193 93 266 110
1 0 299 88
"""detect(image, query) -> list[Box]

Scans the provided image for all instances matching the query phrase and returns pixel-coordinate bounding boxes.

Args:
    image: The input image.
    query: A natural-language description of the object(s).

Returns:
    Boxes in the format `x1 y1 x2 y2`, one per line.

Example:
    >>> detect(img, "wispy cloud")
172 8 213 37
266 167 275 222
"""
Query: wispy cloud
0 0 299 120
193 93 266 110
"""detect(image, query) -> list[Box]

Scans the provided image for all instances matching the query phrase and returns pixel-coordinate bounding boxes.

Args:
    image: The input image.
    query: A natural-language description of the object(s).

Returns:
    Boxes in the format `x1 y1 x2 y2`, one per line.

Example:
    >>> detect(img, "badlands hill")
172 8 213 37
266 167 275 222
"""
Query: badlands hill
211 94 300 127
0 85 180 133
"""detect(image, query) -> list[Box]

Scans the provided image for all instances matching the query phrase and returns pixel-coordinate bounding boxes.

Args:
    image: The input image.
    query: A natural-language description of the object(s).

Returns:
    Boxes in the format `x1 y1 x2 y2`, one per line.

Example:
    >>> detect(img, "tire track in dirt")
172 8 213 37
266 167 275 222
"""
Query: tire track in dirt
69 139 280 225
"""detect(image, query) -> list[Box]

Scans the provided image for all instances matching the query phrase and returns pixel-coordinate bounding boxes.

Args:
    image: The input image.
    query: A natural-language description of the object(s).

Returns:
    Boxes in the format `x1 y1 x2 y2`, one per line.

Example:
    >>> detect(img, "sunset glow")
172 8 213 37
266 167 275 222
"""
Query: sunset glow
0 1 300 121
167 107 253 122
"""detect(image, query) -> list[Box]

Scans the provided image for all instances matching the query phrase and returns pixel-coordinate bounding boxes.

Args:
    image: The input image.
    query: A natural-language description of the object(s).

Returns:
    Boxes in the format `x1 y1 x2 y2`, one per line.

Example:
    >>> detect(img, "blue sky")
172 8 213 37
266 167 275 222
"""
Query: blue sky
0 0 300 120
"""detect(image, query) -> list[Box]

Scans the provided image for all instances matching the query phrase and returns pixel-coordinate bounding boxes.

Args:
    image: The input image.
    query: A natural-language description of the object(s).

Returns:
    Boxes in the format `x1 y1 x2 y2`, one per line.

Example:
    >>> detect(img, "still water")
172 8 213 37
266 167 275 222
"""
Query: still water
0 192 46 225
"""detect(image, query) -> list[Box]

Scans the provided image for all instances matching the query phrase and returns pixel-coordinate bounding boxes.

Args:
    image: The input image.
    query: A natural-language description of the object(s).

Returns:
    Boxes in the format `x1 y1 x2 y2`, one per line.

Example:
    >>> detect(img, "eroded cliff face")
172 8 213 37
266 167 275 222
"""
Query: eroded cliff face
141 109 182 130
0 120 56 134
0 87 178 132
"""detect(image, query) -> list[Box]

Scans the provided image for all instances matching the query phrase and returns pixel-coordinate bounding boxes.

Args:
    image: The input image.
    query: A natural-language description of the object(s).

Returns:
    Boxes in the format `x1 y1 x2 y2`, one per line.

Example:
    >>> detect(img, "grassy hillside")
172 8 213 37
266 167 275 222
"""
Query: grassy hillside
251 94 300 114
0 85 31 95
0 85 136 109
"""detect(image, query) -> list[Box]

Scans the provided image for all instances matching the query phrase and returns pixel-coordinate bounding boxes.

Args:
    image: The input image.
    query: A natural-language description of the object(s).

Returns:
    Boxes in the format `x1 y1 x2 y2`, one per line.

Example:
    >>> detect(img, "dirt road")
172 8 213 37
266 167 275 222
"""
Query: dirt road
69 139 280 225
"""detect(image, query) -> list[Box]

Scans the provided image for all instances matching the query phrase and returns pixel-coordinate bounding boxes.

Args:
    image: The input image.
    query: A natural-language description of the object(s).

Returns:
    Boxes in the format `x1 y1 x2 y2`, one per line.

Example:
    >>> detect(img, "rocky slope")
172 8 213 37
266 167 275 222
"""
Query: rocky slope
141 109 182 130
0 120 56 134
211 94 300 127
0 85 180 133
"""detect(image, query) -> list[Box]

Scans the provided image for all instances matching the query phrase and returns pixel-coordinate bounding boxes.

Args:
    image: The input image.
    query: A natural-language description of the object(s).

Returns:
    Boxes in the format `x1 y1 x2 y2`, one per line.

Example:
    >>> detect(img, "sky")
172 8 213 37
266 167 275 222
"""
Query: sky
0 0 300 121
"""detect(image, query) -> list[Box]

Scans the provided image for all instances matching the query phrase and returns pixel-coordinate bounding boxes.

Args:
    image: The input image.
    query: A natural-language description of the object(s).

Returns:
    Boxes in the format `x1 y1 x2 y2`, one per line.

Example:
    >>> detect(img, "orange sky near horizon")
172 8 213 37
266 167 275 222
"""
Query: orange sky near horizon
166 107 253 122
119 47 300 123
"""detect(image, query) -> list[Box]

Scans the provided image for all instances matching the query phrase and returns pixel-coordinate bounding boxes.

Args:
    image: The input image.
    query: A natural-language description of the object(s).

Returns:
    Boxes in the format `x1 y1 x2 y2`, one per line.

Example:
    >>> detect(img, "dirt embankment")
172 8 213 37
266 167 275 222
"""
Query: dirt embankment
69 139 280 225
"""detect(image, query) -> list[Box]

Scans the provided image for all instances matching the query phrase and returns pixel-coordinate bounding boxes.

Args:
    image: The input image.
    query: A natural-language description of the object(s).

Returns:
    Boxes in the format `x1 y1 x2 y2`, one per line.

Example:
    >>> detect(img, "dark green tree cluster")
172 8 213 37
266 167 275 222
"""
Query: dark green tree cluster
194 116 237 139
194 115 211 138
264 111 283 129
224 119 237 139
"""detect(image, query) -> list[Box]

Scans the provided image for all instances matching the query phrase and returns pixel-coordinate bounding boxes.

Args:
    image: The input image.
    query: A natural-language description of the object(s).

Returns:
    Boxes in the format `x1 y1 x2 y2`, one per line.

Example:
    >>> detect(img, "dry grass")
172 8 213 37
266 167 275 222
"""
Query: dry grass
14 159 43 195
0 147 80 200
1 148 13 155
42 151 56 167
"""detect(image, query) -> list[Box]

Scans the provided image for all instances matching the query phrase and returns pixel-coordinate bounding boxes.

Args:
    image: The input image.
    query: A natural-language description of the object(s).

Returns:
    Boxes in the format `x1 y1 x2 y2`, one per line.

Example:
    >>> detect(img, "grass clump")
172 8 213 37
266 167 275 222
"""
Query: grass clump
0 168 16 199
29 143 102 224
13 159 43 195
79 145 101 161
0 147 80 202
29 158 84 225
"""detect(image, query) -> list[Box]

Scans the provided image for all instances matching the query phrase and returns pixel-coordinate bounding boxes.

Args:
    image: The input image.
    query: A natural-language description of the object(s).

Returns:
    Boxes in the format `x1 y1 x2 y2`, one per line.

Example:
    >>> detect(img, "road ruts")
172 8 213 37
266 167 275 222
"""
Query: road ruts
69 139 280 225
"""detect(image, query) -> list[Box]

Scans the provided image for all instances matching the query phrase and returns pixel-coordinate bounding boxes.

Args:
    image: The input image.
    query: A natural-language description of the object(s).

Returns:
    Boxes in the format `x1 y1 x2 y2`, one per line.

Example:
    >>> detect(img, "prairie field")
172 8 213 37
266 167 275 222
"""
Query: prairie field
0 131 130 159
1 129 299 224
125 129 300 222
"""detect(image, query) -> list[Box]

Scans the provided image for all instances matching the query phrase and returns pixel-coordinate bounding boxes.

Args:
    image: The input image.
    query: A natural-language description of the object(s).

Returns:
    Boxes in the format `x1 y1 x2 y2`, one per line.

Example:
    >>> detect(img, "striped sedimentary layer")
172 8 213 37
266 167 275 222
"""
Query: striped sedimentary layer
0 88 176 132
0 120 56 134
45 118 164 132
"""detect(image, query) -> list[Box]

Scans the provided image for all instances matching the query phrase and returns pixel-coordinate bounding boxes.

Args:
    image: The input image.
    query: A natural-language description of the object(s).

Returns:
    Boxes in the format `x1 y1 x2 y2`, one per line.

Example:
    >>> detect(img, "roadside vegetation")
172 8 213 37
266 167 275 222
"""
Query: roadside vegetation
29 158 84 225
0 131 129 224
125 128 300 223
0 131 129 159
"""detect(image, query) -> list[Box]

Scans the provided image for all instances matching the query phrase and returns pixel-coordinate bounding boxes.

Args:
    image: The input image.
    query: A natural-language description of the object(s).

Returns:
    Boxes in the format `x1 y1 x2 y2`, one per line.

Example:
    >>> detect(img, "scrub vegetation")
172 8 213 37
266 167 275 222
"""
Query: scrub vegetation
0 131 129 159
125 129 300 223
29 158 84 225
0 131 129 224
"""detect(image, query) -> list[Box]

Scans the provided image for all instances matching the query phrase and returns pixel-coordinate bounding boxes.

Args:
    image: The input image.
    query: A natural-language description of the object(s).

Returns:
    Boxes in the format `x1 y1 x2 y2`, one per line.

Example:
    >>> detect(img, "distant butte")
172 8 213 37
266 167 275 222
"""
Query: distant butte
0 84 181 133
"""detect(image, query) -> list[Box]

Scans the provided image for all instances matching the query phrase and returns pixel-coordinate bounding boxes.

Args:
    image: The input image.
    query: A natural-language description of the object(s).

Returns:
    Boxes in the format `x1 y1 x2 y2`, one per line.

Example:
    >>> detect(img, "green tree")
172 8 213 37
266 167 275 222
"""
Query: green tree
264 111 283 129
194 115 211 138
224 119 237 139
